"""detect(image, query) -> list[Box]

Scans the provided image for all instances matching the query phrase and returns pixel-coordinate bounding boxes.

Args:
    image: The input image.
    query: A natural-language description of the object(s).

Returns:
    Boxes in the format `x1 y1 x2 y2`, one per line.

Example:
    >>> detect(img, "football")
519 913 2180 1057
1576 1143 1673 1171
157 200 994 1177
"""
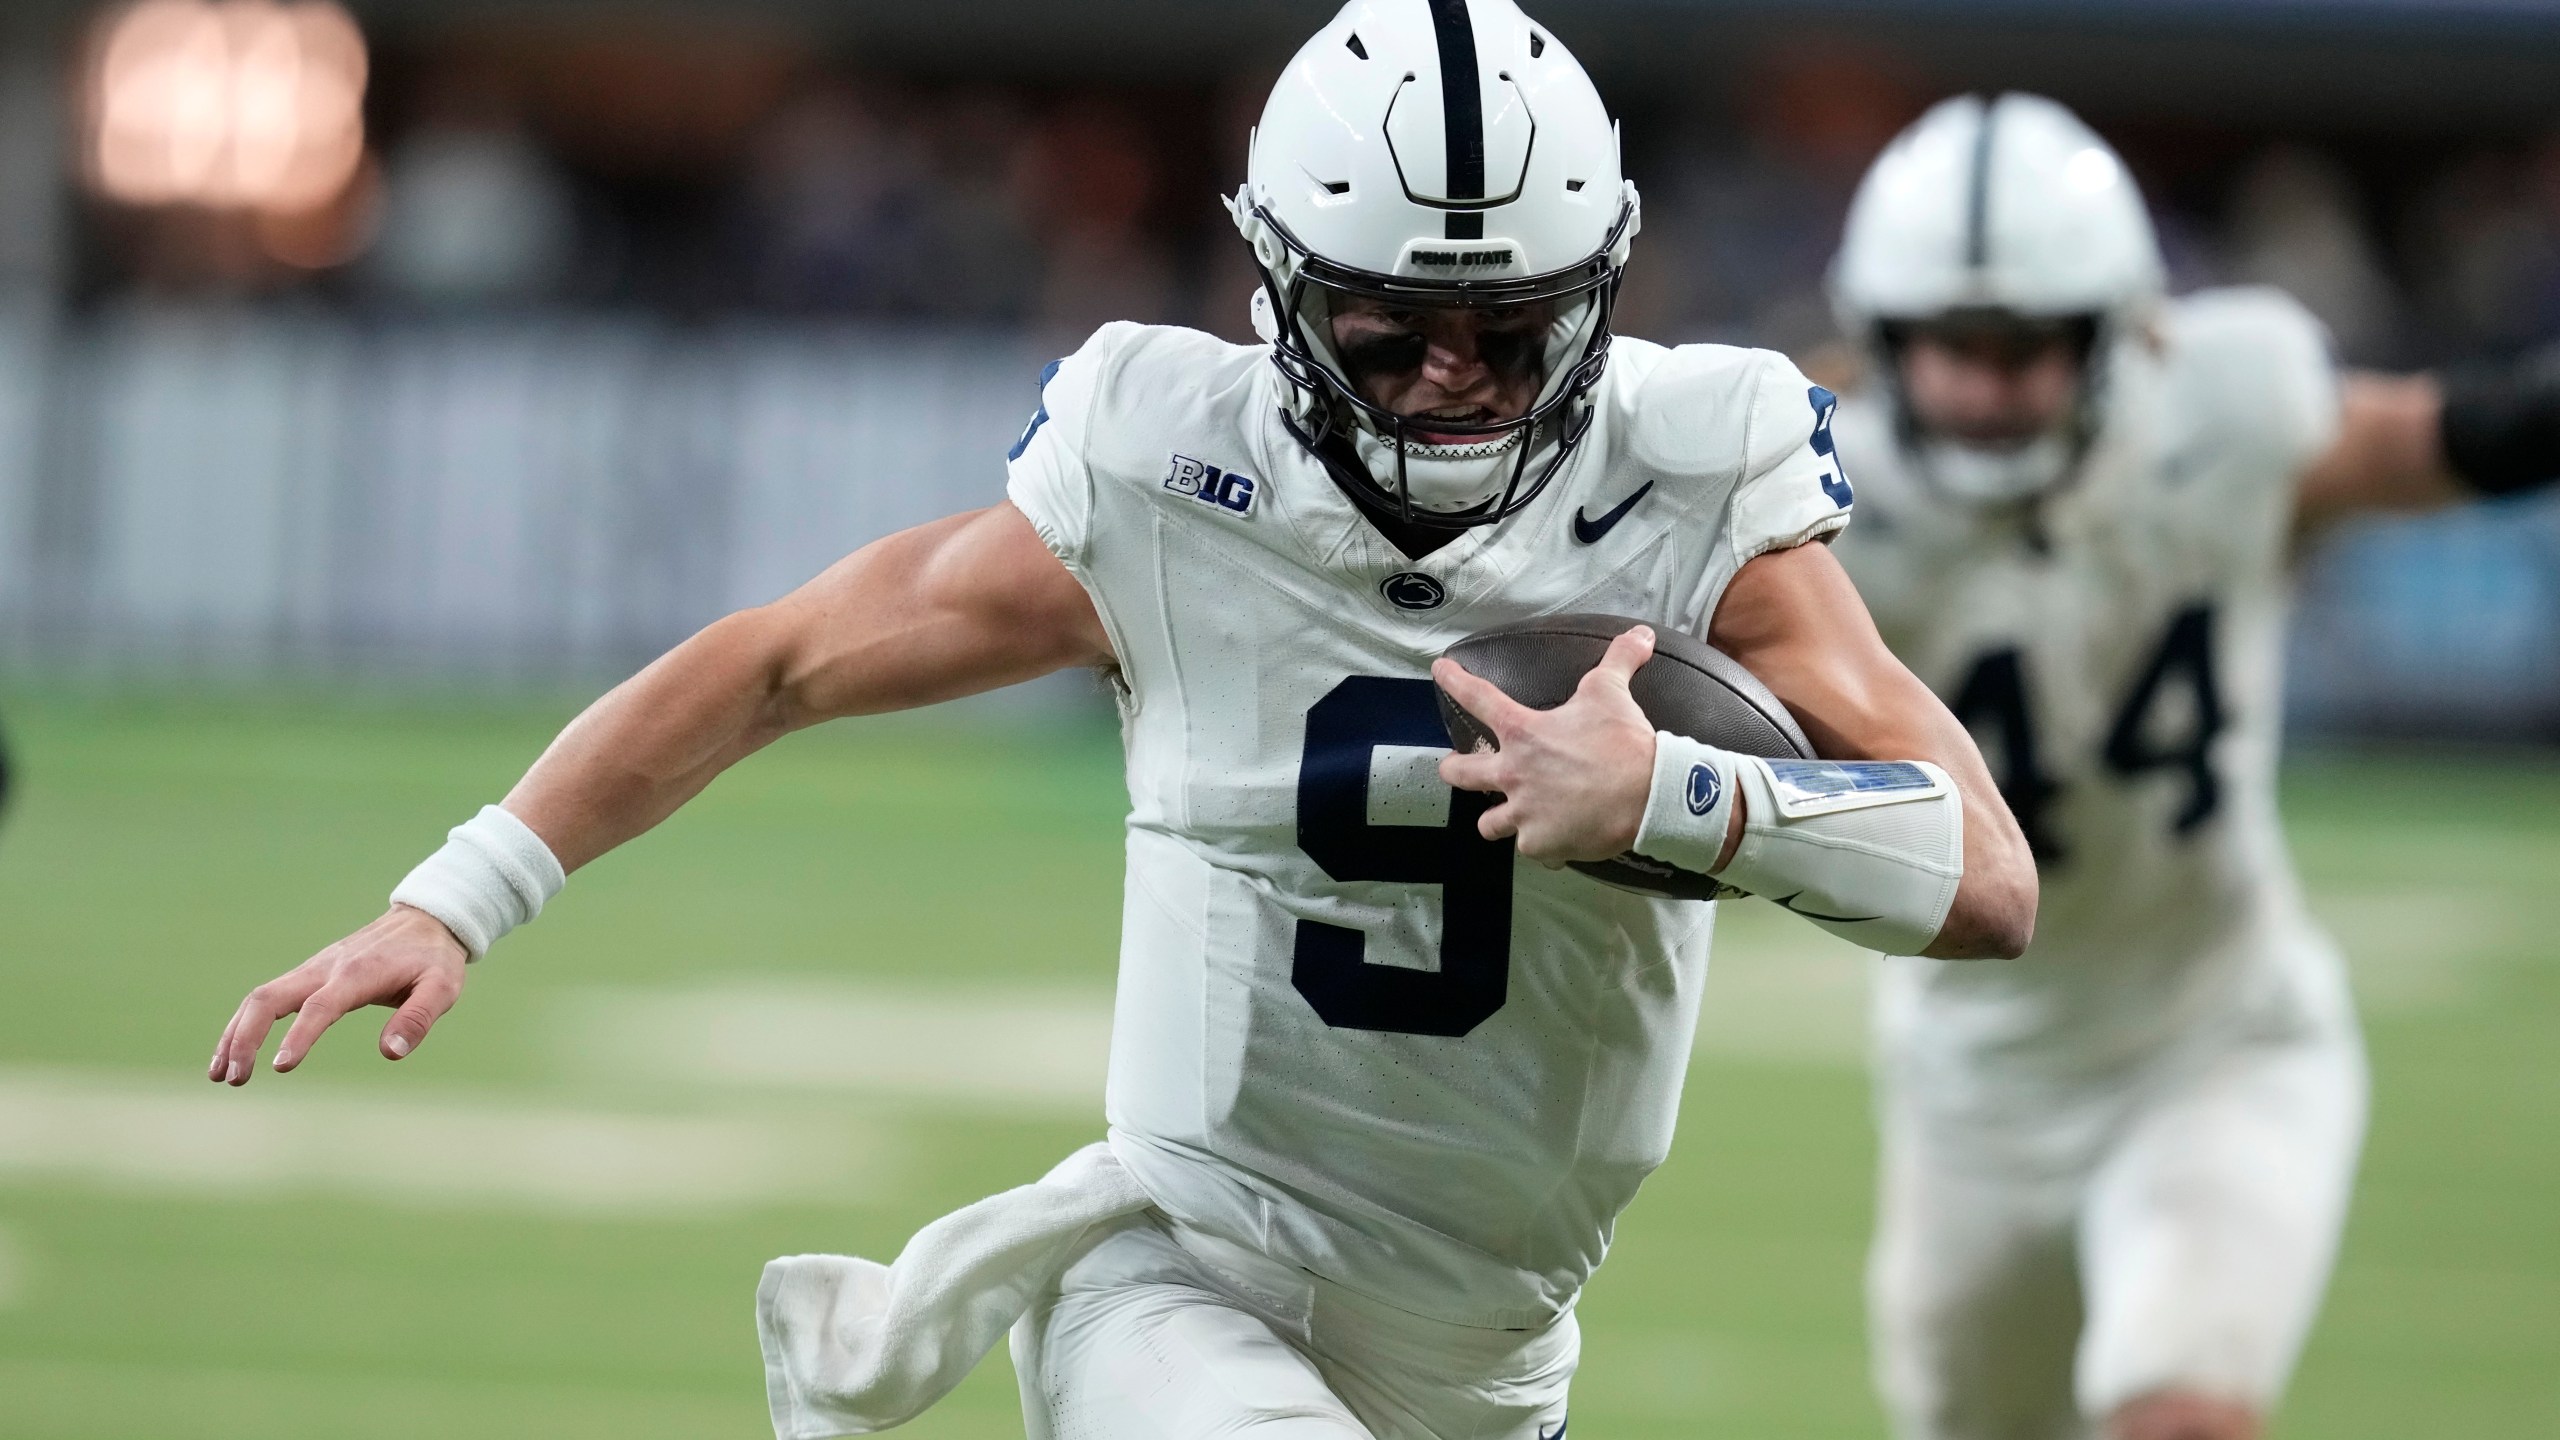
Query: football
1436 613 1815 900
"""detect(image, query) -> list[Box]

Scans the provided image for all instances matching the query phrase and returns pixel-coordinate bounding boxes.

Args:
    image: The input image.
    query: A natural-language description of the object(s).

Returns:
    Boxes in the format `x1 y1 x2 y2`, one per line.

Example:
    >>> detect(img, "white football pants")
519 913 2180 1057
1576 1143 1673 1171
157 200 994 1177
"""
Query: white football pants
1868 989 2368 1440
1013 1215 1577 1440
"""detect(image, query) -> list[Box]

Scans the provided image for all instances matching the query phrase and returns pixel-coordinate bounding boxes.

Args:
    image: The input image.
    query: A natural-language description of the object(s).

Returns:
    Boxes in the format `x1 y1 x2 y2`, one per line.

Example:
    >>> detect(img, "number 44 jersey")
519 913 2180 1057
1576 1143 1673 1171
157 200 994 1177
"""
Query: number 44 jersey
1830 287 2356 1102
1007 320 1852 1330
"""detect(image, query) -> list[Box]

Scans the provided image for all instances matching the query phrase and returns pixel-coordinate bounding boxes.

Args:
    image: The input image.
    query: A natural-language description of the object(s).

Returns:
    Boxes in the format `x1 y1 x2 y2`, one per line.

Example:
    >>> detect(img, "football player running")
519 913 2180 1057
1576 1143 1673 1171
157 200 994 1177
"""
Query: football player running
207 6 2036 1437
1822 93 2560 1440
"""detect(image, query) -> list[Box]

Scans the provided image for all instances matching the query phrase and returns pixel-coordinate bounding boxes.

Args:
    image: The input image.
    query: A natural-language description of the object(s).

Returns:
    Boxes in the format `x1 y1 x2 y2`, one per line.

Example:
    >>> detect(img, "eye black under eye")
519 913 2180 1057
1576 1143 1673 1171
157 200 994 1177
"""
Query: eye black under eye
1338 329 1428 383
1478 327 1545 382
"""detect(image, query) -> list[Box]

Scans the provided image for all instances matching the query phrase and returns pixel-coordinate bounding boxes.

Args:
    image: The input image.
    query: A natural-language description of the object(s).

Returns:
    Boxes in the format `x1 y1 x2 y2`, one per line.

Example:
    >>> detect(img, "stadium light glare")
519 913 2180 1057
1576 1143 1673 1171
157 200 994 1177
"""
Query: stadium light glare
85 0 367 214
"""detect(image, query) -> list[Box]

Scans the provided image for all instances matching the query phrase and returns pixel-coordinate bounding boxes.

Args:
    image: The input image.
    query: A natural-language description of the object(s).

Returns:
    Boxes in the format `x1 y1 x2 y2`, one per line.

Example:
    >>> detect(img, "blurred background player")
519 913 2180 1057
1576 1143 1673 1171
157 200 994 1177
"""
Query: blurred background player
205 5 2032 1436
1822 93 2560 1440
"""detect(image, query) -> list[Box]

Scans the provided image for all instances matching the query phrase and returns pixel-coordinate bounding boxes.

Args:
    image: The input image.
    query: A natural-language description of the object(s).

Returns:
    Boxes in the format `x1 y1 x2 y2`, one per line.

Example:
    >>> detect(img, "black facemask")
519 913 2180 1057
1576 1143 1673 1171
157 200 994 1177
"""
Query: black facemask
1241 194 1634 531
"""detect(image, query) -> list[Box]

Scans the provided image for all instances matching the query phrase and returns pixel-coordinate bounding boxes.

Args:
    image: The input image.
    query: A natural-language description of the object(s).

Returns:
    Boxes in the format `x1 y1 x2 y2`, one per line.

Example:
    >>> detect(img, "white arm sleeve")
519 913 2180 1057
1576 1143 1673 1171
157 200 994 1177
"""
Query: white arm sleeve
1633 735 1963 956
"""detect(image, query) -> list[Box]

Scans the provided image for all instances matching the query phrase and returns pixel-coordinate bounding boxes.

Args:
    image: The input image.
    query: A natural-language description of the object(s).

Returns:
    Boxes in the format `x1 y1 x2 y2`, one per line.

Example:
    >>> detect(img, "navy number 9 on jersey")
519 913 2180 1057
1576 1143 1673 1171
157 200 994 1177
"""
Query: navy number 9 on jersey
1293 676 1515 1037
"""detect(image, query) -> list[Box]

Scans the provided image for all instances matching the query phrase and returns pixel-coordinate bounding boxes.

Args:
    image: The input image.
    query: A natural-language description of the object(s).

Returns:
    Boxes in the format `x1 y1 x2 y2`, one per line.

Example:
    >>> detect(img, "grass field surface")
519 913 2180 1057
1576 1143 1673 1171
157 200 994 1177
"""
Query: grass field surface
0 688 2553 1438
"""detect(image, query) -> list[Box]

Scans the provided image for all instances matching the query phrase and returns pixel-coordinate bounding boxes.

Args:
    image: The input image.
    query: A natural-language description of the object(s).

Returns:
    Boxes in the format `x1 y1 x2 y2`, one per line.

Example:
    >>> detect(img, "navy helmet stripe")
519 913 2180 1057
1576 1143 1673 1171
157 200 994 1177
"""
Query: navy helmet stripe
1964 96 1998 269
1426 0 1485 204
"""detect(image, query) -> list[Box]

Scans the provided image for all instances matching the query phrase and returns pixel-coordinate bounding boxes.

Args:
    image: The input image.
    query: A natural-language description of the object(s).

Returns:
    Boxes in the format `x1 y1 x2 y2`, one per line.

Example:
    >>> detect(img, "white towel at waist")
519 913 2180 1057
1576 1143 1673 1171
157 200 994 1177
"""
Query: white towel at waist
757 1141 1152 1439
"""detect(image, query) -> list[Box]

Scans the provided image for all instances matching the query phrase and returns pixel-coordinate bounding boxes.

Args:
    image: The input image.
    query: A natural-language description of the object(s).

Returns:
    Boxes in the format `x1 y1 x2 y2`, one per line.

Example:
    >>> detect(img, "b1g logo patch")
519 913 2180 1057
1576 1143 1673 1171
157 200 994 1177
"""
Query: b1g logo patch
1164 453 1257 515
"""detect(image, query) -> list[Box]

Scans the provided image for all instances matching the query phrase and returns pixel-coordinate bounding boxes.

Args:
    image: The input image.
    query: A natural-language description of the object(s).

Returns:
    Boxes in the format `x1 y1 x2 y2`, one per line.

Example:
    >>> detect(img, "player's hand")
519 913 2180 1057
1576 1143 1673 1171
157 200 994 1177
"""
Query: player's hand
1435 625 1660 866
208 904 469 1086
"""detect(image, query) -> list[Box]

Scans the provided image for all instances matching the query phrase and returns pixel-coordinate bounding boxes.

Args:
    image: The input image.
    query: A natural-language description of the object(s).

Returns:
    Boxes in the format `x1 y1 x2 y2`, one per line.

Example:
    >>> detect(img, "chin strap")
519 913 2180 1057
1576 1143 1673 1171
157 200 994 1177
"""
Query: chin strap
1279 398 1599 536
1280 407 1497 533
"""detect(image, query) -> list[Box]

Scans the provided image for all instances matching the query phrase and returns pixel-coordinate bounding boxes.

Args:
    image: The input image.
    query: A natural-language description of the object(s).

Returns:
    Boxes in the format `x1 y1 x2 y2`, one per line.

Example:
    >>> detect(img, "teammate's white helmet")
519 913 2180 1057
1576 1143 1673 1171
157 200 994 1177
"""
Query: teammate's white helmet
1830 93 2165 505
1230 0 1639 527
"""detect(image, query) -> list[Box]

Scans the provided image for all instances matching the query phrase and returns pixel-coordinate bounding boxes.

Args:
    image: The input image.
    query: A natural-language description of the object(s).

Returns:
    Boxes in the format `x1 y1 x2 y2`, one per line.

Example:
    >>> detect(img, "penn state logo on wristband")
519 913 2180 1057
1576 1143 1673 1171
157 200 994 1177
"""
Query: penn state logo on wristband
1686 762 1721 816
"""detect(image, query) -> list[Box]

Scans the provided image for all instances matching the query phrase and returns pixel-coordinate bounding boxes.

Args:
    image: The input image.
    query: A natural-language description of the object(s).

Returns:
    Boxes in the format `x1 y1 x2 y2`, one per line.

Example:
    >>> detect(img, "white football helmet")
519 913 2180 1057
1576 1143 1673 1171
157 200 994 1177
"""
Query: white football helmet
1830 92 2165 505
1230 0 1639 527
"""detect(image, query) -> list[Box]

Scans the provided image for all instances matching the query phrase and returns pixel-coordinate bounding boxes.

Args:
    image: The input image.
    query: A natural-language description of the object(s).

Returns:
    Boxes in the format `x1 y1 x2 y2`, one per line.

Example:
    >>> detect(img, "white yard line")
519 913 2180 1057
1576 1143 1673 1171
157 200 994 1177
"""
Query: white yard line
559 932 1882 1110
559 982 1119 1109
542 885 2510 1119
0 1069 893 1215
5 891 2458 1221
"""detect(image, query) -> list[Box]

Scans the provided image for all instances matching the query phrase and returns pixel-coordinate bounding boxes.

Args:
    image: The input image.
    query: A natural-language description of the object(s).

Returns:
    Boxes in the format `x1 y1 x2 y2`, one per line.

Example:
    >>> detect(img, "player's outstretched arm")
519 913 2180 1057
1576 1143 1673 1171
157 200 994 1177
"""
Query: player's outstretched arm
2294 356 2560 533
1705 542 2035 960
2291 373 2461 533
500 503 1111 872
209 502 1110 1085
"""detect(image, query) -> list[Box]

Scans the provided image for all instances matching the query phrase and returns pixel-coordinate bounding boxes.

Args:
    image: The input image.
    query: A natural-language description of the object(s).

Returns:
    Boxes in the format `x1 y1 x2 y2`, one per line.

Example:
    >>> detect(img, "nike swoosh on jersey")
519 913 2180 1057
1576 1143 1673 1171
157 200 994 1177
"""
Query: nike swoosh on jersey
1772 892 1881 924
1570 480 1653 543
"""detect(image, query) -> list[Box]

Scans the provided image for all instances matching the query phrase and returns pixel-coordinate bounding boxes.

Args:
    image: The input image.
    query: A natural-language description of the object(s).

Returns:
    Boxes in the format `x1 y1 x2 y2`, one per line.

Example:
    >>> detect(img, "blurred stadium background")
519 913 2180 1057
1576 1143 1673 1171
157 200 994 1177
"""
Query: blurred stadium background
0 1 2554 1437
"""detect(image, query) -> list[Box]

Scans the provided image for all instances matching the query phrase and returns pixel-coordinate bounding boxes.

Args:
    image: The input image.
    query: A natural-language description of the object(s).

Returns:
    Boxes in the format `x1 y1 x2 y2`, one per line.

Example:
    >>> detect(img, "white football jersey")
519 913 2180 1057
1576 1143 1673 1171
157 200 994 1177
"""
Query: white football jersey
1831 287 2355 1095
1007 321 1852 1328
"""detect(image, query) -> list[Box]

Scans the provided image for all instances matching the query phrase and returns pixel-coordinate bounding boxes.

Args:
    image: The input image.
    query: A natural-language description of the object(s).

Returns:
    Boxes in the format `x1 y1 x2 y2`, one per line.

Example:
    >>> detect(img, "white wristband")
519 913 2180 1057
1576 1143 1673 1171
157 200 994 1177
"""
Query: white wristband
1632 733 1742 878
389 805 566 960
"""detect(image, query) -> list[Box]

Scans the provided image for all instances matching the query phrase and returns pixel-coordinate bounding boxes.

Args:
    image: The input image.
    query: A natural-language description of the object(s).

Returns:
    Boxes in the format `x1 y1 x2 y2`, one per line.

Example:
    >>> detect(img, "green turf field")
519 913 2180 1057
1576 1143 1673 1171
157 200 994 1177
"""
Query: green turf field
0 688 2553 1439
